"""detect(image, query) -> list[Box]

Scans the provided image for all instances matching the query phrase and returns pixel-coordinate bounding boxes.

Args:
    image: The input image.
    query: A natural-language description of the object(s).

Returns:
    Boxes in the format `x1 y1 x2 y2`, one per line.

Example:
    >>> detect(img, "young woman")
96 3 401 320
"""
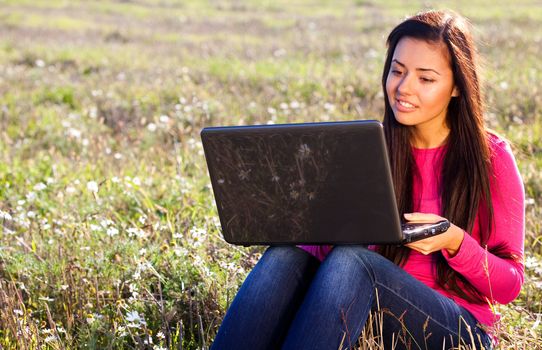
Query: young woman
211 10 525 349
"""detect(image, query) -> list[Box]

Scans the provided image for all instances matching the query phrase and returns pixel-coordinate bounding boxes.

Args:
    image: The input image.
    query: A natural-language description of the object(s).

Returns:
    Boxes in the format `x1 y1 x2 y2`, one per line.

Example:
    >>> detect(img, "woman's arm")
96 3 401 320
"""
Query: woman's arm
442 139 525 304
406 139 525 304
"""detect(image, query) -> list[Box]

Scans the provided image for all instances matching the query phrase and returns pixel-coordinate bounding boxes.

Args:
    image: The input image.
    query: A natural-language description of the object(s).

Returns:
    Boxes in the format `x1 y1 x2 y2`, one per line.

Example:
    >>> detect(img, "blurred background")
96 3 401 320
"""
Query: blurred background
0 0 540 348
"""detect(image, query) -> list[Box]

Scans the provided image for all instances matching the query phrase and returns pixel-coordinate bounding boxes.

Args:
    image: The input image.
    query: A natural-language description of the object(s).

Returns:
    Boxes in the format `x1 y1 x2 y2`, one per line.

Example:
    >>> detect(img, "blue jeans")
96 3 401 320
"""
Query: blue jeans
212 246 492 349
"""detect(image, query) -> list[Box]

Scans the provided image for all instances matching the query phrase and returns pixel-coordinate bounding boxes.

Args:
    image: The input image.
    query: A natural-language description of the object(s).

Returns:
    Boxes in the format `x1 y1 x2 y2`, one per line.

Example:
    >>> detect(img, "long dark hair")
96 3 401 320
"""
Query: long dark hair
377 10 496 304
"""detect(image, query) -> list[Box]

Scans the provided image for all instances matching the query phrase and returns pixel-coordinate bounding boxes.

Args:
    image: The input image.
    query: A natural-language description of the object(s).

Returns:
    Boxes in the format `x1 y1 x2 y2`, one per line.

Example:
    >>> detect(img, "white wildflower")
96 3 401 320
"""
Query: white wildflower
147 123 157 132
86 314 96 324
0 210 12 221
100 219 114 228
525 256 540 269
13 309 23 316
33 182 47 191
190 226 206 238
117 325 127 337
44 335 57 343
125 310 146 328
187 138 196 147
127 227 145 238
86 181 99 193
172 232 182 239
174 247 188 257
106 227 119 237
67 128 82 138
159 115 170 124
26 191 37 201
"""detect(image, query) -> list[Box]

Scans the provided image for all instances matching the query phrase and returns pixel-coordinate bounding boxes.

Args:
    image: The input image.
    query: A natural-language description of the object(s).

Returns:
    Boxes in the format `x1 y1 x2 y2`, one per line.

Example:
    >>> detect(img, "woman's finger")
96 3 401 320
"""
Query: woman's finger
403 212 444 222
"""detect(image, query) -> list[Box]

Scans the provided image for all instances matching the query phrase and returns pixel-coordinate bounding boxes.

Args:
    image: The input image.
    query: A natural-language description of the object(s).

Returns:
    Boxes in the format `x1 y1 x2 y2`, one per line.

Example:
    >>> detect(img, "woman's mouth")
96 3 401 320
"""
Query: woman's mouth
395 99 417 111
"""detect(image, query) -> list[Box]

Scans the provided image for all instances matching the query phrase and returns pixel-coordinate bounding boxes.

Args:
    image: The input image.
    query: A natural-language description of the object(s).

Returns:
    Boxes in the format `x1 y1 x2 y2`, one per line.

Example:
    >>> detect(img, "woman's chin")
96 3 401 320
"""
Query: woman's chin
393 114 418 127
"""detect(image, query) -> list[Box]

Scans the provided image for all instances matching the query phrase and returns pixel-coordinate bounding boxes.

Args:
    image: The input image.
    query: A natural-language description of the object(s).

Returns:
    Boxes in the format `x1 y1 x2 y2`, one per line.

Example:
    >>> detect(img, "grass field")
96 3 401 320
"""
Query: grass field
0 0 541 348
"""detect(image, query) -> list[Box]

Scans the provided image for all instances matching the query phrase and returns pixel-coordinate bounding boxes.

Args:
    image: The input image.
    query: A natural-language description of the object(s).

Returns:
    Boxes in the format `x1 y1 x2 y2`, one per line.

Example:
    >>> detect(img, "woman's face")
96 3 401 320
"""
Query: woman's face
386 37 459 134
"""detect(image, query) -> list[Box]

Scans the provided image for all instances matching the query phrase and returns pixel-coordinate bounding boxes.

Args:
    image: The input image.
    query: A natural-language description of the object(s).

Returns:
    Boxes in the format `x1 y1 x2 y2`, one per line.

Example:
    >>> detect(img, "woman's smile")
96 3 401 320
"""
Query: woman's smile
395 98 418 111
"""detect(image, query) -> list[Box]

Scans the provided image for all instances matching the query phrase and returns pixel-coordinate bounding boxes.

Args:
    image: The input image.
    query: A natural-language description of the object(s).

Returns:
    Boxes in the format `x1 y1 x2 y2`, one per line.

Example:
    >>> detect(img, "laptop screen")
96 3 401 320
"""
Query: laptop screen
201 120 403 245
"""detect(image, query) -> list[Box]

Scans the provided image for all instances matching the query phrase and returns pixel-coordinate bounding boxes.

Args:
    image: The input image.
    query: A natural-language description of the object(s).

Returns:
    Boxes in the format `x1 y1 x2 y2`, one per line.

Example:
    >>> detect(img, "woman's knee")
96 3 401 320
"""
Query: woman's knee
326 245 380 268
316 246 375 286
262 246 318 268
324 246 398 287
252 246 319 283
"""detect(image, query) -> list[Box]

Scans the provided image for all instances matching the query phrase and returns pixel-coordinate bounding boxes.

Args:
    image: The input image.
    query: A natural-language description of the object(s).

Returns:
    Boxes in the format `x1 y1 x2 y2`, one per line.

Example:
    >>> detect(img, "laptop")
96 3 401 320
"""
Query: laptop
200 120 448 245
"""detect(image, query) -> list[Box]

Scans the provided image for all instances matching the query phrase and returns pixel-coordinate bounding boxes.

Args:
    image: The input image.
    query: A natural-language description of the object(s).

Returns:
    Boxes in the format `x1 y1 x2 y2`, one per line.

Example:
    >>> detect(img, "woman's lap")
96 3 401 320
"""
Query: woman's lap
212 245 491 350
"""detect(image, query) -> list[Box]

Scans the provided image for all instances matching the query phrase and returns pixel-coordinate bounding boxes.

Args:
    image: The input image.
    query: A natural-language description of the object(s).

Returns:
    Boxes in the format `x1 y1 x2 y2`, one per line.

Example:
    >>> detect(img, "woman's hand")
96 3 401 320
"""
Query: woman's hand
403 212 465 256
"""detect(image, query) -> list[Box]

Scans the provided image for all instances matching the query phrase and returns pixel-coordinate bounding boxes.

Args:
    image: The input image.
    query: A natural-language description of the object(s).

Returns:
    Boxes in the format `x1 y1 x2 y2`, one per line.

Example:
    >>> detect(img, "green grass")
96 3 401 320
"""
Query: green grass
0 0 541 349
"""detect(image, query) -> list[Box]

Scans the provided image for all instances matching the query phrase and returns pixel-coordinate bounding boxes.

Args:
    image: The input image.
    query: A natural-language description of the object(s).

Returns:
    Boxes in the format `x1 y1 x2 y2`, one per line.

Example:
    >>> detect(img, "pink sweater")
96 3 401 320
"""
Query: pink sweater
300 133 525 331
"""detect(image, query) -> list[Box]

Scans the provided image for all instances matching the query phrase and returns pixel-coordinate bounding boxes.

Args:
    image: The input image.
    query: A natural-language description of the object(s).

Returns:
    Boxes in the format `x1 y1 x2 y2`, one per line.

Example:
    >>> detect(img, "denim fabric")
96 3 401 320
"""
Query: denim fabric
211 245 492 350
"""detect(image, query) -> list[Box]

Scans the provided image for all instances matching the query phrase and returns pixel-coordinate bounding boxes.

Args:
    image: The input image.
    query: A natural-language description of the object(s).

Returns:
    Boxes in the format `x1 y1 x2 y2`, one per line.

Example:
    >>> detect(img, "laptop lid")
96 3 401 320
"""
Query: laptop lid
200 120 404 245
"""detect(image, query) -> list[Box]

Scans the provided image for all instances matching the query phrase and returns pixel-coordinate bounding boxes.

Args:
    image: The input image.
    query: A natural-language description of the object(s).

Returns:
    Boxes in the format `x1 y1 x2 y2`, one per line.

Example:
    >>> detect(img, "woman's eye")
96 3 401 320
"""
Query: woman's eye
420 77 435 83
391 70 402 76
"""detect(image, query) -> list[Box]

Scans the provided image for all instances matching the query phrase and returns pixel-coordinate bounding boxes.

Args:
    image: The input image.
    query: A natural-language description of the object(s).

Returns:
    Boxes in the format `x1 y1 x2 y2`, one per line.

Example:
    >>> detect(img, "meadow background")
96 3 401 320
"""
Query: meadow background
0 0 541 348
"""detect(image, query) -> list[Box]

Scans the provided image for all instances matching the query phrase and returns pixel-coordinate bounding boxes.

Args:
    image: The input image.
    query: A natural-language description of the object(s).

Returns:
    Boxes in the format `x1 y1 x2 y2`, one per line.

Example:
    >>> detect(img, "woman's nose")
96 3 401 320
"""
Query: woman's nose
397 74 414 95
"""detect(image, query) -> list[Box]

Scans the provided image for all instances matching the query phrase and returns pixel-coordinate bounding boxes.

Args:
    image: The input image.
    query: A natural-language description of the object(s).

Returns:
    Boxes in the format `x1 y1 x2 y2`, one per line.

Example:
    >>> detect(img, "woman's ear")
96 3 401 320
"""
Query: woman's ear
452 85 460 97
